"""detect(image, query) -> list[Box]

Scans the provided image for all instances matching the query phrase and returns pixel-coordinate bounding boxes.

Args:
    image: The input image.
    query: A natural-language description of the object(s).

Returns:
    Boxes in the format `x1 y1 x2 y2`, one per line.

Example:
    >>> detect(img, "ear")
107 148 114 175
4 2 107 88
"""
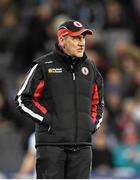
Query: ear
58 36 65 48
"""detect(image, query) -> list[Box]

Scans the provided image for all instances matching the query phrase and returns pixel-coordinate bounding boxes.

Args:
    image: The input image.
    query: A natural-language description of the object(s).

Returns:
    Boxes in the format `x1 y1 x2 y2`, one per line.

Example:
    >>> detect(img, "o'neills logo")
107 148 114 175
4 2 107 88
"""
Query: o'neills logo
81 67 89 75
73 21 82 27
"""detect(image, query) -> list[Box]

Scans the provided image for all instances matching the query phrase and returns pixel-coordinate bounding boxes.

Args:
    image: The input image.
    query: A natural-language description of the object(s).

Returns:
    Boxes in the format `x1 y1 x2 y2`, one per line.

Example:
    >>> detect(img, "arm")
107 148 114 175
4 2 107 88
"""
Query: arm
15 133 36 178
15 151 36 178
15 63 51 127
91 64 104 132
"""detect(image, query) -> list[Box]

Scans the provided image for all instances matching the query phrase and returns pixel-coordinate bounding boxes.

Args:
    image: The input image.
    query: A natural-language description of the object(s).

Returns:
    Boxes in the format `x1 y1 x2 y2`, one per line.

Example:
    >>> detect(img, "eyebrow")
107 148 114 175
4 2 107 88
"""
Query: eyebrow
71 35 85 38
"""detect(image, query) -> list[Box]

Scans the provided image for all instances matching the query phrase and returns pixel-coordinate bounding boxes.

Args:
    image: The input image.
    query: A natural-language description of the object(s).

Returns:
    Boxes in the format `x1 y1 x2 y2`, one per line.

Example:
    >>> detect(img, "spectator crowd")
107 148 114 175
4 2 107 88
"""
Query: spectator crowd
0 0 140 178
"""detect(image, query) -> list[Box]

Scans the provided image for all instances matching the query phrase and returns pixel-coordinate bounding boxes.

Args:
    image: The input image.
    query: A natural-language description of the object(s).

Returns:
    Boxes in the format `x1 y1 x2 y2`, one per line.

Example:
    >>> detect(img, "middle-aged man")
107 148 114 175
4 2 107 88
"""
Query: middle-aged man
15 19 104 179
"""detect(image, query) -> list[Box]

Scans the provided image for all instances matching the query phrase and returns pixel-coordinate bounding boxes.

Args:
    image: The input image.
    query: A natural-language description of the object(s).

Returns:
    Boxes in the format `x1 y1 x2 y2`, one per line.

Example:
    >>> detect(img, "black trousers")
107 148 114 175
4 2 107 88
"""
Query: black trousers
36 146 92 179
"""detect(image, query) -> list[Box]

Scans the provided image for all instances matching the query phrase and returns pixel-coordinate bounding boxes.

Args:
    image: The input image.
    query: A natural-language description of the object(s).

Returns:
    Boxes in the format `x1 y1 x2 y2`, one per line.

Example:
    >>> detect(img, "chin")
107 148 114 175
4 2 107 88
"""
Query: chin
76 53 84 58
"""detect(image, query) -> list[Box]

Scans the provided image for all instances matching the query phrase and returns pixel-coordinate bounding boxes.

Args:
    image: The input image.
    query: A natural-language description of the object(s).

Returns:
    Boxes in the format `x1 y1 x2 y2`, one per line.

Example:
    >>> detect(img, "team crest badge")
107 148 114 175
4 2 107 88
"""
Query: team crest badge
73 21 82 27
81 67 89 75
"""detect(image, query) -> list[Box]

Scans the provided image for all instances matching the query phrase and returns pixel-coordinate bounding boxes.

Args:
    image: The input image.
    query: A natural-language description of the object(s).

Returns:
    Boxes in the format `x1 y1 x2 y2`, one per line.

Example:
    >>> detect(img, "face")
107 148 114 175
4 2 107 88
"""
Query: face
59 34 86 58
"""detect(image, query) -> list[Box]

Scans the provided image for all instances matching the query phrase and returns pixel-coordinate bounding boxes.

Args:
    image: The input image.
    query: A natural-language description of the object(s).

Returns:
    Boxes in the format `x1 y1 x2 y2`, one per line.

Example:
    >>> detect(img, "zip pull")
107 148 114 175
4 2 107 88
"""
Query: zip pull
70 64 76 80
72 73 76 80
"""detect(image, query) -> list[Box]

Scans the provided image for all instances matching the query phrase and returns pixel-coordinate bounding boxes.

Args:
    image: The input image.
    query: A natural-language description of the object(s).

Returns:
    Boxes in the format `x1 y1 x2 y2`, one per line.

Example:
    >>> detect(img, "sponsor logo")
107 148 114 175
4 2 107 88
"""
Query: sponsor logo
45 61 53 64
73 21 82 27
48 68 62 73
81 67 89 75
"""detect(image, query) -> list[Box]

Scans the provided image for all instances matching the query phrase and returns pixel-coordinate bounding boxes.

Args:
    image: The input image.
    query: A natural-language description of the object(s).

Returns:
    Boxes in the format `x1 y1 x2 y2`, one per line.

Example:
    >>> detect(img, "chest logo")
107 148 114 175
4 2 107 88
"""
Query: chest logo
81 67 89 75
48 68 62 73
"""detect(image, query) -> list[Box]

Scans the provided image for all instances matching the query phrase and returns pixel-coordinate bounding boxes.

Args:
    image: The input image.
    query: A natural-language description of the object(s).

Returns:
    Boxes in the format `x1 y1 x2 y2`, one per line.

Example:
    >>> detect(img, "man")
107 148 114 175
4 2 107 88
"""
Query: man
15 20 104 179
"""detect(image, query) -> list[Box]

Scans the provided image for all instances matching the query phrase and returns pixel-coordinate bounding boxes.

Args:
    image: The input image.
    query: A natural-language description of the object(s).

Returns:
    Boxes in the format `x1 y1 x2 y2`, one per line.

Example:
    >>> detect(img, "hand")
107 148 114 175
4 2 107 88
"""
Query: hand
42 113 52 132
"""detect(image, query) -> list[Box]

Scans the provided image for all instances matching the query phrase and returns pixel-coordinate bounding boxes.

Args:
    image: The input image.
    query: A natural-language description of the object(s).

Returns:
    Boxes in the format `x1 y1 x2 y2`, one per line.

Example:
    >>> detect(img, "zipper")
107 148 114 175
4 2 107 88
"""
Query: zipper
71 65 75 81
72 73 75 80
71 64 78 143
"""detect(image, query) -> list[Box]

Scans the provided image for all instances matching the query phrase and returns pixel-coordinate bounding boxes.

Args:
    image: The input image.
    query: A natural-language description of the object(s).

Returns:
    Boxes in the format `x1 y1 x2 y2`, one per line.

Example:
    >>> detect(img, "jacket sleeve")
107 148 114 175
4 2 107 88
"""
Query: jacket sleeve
15 63 49 123
91 63 104 132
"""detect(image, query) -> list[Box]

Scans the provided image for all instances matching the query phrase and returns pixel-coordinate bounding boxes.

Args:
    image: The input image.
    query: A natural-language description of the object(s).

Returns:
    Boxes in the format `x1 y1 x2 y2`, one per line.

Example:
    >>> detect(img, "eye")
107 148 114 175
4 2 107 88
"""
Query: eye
73 36 82 40
72 36 79 40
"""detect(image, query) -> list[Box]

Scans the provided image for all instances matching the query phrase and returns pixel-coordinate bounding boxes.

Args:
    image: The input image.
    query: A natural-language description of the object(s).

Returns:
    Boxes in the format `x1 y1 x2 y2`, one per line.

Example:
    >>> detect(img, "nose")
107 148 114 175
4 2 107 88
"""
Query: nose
79 38 85 46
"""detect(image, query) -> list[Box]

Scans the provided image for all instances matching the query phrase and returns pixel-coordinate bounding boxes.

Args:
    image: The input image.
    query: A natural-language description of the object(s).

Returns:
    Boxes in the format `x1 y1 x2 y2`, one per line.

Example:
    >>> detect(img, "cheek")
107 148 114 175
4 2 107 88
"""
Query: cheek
70 45 77 54
70 42 77 50
66 42 75 51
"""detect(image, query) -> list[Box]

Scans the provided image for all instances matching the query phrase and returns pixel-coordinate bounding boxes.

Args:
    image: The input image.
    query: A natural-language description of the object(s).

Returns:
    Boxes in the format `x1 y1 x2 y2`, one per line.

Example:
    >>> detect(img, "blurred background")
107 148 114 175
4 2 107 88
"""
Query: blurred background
0 0 140 179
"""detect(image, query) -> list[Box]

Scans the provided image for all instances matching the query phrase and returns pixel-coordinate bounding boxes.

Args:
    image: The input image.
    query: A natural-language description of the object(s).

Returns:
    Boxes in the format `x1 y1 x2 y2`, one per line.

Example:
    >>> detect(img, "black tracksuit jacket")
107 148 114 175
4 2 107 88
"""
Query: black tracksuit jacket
16 44 104 147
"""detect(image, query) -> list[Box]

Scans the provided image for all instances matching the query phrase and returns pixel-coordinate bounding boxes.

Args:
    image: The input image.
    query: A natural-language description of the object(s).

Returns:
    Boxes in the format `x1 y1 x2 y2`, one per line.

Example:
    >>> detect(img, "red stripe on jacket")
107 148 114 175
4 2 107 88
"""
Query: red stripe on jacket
91 83 99 123
32 80 48 114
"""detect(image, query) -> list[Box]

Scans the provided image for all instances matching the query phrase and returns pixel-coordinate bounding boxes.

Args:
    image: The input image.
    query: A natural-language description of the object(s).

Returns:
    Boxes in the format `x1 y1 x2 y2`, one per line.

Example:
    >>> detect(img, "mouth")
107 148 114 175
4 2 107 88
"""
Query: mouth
77 48 84 52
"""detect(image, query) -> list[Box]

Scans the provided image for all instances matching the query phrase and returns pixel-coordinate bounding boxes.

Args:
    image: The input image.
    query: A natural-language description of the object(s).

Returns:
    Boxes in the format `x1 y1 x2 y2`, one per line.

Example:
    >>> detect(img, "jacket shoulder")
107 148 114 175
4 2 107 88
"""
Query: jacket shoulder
33 52 54 65
86 58 96 70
